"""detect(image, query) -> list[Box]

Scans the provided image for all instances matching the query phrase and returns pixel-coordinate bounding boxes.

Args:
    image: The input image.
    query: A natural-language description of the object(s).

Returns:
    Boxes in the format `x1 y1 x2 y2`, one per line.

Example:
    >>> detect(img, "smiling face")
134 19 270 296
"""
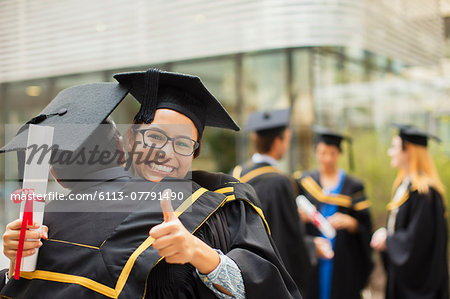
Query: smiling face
128 109 198 182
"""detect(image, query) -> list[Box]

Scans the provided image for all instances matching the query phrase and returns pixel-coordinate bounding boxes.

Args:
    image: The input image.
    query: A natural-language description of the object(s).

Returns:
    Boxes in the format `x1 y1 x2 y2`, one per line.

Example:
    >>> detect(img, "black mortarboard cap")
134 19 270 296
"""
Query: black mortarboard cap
313 125 351 149
245 108 290 133
313 125 354 170
392 123 441 147
113 68 239 137
0 83 130 153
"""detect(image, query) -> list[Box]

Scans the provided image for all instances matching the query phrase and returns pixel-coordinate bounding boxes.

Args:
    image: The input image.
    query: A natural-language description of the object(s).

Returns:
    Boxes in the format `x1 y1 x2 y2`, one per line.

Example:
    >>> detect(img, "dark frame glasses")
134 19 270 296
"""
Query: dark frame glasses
134 128 199 156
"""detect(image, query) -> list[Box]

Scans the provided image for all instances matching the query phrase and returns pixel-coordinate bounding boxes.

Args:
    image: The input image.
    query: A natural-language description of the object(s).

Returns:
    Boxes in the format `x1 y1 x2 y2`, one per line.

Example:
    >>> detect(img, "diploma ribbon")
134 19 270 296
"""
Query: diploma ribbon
11 188 44 280
311 211 322 228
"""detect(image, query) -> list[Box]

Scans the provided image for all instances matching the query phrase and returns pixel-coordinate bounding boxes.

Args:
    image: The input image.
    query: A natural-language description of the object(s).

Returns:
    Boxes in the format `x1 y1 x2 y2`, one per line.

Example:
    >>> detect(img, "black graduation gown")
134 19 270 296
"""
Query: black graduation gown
0 166 133 298
0 270 7 292
232 161 314 295
1 170 301 299
142 171 302 299
295 170 373 299
384 185 449 299
44 167 134 246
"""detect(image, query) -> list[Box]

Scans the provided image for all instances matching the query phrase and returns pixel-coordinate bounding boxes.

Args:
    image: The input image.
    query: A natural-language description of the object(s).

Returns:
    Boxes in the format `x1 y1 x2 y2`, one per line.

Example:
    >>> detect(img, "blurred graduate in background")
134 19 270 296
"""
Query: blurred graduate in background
294 126 373 299
371 124 449 299
231 109 328 296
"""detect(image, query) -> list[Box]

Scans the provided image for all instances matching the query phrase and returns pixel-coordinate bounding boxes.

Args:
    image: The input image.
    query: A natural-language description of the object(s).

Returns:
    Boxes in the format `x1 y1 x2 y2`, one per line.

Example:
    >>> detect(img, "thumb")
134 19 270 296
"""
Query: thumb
160 189 176 222
41 225 49 240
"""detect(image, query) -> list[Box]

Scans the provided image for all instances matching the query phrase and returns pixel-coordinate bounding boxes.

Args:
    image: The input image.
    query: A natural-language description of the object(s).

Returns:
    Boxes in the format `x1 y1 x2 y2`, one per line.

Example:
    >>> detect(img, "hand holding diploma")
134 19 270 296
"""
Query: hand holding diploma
296 195 336 239
327 212 359 233
370 227 387 251
314 237 334 260
2 219 48 279
4 125 53 279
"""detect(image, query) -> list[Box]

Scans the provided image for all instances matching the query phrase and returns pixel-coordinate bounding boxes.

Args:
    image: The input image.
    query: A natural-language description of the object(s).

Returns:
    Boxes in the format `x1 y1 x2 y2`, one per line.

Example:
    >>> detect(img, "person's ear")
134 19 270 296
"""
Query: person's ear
285 129 292 143
49 166 68 189
274 135 283 150
117 135 126 166
126 127 134 152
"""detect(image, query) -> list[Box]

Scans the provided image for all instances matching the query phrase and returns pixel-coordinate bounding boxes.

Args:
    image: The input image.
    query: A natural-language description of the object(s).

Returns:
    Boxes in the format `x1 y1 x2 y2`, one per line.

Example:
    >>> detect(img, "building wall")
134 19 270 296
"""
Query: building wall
0 0 443 83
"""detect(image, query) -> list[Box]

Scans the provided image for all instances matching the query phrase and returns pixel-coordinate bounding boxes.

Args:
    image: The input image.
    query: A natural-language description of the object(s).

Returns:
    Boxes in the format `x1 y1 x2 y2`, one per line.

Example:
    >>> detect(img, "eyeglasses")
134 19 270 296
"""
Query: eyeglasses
134 128 199 156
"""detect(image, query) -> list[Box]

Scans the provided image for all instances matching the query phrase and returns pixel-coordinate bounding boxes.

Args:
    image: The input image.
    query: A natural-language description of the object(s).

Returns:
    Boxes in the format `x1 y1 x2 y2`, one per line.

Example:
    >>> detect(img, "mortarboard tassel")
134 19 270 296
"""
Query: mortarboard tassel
134 68 160 124
26 114 47 125
25 109 68 126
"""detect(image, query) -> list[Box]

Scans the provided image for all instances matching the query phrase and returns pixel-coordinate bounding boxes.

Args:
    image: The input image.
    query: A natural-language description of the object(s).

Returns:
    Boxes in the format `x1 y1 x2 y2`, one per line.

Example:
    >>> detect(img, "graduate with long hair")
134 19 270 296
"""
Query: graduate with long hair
371 125 449 299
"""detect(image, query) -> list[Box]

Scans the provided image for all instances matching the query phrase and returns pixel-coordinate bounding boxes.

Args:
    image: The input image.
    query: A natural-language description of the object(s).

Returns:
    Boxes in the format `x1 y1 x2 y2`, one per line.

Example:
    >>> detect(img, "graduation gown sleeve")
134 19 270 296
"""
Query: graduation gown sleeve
224 198 302 299
0 172 302 299
252 173 313 293
0 269 8 291
193 170 303 298
385 187 449 299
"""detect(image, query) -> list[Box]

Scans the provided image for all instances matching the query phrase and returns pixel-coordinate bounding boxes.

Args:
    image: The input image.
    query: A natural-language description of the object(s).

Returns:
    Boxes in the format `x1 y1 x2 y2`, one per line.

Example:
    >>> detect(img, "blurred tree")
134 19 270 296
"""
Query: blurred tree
203 128 237 174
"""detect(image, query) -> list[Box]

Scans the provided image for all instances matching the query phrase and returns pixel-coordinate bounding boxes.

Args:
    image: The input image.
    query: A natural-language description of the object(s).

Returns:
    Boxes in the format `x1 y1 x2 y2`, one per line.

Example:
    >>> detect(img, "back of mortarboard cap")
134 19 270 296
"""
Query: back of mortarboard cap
391 123 441 147
113 68 239 138
0 83 130 154
245 108 290 133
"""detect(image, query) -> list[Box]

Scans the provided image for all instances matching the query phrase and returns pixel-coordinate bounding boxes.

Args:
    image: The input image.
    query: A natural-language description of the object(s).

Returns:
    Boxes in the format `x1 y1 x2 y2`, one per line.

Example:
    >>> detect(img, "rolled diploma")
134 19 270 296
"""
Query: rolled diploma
296 195 336 239
19 124 54 272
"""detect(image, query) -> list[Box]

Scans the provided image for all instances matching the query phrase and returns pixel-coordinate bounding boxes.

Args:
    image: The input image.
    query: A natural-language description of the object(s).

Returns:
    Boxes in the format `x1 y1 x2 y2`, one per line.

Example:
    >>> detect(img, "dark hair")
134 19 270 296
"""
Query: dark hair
193 138 202 158
400 137 406 151
253 127 286 154
51 117 123 187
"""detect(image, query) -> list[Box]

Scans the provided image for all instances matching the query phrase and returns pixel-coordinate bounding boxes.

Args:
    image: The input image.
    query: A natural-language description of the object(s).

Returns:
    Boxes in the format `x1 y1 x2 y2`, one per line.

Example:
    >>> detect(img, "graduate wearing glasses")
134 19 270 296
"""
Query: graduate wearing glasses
231 109 321 297
116 69 301 299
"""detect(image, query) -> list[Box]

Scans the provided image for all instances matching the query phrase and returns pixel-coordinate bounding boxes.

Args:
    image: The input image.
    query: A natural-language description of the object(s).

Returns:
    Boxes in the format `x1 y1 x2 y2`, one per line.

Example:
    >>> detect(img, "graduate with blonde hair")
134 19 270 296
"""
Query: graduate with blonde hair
371 124 449 299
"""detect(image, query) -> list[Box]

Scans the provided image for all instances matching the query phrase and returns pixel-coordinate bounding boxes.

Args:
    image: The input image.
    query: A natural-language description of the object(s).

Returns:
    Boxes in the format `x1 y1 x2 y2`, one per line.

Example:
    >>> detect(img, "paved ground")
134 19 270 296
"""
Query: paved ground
362 253 386 299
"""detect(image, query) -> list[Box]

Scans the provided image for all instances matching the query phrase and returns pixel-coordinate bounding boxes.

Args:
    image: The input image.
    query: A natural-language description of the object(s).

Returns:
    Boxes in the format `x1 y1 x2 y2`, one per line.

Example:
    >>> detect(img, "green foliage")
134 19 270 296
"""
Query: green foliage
432 145 450 205
194 128 237 173
349 132 396 227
